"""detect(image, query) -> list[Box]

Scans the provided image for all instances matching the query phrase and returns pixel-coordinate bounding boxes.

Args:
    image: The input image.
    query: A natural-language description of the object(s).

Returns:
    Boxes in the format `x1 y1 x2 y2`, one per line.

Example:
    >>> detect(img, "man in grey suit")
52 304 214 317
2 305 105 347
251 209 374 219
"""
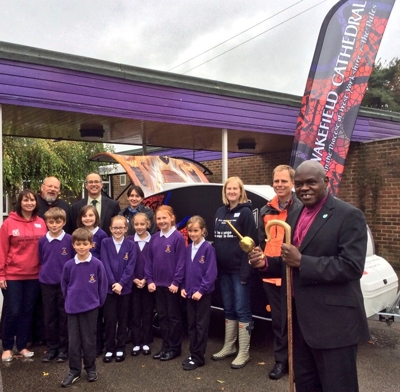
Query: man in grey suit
70 173 120 236
249 160 369 392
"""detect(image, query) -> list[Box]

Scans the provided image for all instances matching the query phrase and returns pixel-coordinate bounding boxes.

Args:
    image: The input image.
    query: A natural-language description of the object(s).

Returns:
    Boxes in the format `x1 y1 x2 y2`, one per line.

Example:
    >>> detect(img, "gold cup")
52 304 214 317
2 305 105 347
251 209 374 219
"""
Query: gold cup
224 220 255 253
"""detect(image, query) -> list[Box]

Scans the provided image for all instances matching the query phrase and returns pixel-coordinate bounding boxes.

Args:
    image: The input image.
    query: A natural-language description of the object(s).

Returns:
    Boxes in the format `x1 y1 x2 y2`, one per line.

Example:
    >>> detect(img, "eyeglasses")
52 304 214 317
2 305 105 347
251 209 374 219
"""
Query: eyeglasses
110 227 126 231
85 180 102 185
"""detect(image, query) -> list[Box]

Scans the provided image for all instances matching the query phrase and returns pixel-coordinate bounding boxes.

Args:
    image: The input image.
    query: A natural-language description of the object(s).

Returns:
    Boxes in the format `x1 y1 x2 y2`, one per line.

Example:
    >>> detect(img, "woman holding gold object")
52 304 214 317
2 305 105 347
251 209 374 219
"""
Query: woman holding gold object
212 177 257 369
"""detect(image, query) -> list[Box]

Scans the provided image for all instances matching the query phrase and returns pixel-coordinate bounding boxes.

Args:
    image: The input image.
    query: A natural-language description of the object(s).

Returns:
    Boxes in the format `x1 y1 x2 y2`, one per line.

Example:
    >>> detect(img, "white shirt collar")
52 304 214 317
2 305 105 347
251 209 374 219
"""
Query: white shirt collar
46 230 66 242
134 232 151 243
160 226 176 238
192 238 205 250
88 195 102 204
112 237 124 246
74 253 92 264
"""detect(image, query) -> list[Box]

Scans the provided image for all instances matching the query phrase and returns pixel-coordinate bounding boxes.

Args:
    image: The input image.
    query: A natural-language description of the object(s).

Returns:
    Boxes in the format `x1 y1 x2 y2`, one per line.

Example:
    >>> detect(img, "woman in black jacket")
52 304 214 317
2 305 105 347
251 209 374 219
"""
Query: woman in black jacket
212 177 257 369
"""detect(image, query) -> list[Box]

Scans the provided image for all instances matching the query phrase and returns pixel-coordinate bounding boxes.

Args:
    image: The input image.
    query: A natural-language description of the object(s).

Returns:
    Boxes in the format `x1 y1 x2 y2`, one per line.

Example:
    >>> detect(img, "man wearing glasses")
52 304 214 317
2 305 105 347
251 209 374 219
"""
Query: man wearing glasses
70 173 120 236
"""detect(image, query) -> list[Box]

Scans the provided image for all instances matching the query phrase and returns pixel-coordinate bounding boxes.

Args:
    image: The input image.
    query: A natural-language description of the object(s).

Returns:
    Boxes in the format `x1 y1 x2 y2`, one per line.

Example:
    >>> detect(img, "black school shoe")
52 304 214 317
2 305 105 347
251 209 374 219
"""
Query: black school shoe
142 345 151 355
103 352 114 363
153 351 164 360
61 373 80 388
131 346 141 356
115 351 126 362
160 351 180 361
56 352 68 363
183 359 201 371
87 371 98 382
42 350 58 363
269 362 288 380
182 356 192 366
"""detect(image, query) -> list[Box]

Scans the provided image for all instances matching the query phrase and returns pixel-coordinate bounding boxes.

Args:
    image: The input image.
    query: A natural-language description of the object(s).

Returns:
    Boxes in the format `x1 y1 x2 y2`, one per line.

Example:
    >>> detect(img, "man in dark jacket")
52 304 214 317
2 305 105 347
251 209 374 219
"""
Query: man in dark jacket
249 160 369 392
70 173 120 236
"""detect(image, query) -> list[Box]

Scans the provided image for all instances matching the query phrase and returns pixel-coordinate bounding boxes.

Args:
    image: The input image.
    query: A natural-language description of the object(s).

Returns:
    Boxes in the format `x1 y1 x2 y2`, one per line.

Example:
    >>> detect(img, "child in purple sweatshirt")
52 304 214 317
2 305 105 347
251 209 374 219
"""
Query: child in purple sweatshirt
101 215 136 363
39 208 74 364
77 205 107 259
181 215 217 370
127 212 155 357
60 228 107 388
145 206 185 362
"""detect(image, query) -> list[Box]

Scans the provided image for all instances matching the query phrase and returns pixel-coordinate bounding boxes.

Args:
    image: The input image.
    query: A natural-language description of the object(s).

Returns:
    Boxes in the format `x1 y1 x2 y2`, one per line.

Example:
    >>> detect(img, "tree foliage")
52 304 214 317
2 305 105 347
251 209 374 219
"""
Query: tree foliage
362 58 400 112
2 137 114 197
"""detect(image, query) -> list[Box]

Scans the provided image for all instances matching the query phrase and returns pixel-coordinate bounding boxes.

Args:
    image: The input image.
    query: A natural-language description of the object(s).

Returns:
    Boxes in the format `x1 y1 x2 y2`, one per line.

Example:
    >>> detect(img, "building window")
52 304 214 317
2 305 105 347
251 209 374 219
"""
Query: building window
101 175 112 198
120 174 127 187
3 193 9 218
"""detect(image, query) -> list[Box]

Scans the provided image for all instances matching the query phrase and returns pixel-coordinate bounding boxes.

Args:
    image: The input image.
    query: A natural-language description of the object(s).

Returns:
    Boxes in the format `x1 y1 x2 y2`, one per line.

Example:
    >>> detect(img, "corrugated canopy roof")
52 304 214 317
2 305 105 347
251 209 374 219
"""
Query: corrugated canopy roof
1 41 400 159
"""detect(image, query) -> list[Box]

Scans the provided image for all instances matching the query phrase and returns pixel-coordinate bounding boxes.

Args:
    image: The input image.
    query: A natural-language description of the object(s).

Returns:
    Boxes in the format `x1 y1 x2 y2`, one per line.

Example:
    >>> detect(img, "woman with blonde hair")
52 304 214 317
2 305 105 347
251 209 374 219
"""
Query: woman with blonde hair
212 177 257 369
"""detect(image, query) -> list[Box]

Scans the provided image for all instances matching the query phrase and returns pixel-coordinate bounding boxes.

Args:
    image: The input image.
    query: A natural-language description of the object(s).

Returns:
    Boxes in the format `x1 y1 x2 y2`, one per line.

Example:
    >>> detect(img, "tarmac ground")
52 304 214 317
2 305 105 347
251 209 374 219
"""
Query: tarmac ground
1 309 400 392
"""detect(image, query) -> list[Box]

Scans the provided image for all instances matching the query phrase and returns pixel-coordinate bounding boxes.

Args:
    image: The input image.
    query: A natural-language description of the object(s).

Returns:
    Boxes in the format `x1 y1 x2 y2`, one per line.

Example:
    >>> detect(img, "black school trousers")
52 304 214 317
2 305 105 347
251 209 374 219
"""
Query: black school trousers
155 286 182 354
68 308 98 376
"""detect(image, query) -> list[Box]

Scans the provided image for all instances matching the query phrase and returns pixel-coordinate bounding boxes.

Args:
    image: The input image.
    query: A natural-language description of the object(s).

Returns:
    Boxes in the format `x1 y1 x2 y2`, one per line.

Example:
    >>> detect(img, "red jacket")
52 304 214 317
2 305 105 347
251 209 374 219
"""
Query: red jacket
0 212 47 280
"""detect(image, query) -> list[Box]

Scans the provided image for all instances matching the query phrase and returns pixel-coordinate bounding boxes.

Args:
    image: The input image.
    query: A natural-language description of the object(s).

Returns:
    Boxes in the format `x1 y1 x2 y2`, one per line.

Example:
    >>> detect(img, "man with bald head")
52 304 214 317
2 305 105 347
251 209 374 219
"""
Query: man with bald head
38 176 71 233
249 160 369 392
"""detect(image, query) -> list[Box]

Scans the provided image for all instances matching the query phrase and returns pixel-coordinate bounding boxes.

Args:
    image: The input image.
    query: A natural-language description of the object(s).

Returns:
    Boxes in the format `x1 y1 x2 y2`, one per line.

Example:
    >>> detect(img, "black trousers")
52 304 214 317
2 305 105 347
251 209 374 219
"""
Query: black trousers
293 302 359 392
1 279 40 351
186 293 212 365
103 293 130 352
130 285 154 346
68 308 98 376
41 283 68 353
262 282 288 365
96 305 104 354
155 286 182 354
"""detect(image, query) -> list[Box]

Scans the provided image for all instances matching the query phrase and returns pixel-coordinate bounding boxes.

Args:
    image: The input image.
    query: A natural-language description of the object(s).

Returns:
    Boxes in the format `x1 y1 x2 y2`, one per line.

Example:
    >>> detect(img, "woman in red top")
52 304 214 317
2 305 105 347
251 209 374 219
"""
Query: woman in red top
0 189 47 362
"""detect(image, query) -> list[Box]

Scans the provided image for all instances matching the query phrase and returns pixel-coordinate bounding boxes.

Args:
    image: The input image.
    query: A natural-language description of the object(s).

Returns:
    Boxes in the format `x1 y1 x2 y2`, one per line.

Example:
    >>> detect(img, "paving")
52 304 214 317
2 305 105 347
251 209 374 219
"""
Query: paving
1 310 400 392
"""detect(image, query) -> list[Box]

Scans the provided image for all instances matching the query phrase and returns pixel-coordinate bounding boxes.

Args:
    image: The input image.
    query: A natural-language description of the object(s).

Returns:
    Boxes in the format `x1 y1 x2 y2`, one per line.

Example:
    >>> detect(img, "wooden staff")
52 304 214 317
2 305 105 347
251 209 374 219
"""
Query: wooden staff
265 219 294 392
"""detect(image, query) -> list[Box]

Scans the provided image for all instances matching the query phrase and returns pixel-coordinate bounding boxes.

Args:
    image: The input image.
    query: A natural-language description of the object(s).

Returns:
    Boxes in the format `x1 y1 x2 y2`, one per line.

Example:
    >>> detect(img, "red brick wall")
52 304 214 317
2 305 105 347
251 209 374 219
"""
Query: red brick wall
112 174 129 209
340 139 400 267
205 151 291 185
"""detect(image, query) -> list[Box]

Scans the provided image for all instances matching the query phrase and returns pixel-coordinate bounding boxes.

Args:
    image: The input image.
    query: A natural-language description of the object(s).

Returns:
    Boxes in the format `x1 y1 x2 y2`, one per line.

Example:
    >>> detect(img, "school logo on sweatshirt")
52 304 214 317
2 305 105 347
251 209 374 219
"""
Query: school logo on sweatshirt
61 248 68 256
91 243 97 249
165 245 171 253
124 252 129 260
199 256 205 264
12 229 20 236
89 274 96 283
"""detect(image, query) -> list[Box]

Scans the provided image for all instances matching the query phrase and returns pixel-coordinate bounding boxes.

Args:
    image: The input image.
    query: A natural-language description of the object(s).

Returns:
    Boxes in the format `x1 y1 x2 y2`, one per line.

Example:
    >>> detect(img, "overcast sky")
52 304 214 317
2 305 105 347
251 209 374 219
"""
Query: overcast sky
1 0 399 99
